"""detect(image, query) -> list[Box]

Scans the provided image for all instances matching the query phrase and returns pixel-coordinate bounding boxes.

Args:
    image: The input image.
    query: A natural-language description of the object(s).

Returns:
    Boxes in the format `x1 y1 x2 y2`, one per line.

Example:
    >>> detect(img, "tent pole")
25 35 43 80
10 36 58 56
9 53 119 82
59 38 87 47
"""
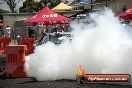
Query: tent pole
90 0 93 10
45 25 50 41
45 25 48 33
106 0 108 7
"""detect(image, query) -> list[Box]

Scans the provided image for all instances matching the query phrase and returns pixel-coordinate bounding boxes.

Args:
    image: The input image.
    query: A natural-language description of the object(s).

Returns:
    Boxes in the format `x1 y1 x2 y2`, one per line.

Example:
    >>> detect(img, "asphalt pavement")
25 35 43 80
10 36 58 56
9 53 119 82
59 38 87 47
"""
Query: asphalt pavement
0 78 131 88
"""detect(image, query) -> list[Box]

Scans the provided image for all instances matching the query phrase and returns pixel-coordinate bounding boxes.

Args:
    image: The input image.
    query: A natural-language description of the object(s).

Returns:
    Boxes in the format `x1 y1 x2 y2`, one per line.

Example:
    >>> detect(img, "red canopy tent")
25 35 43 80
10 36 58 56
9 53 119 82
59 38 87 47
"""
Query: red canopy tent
23 6 72 26
117 6 132 20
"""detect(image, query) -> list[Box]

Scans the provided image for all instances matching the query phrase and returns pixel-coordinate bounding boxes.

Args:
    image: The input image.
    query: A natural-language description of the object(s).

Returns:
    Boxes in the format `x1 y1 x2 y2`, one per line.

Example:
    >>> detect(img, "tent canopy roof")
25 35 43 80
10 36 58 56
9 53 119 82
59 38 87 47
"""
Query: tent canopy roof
23 6 71 26
117 6 132 20
52 2 74 11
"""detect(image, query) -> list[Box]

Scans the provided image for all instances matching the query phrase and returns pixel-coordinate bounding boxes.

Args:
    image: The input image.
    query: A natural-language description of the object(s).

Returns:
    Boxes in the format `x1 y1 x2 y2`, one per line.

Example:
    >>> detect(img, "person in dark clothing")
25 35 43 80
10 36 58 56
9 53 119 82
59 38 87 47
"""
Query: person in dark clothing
28 27 36 38
0 29 4 38
122 5 127 12
28 27 33 38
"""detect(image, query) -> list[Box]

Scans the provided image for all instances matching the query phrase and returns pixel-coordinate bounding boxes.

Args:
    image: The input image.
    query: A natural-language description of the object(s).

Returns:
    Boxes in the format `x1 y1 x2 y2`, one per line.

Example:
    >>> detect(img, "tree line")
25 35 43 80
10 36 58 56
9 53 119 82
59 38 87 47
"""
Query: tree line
0 0 62 13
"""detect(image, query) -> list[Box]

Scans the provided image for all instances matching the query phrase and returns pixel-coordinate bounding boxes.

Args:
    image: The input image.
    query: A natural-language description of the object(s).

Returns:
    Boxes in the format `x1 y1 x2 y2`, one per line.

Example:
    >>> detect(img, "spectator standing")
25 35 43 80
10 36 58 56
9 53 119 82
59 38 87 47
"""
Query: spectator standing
5 26 11 37
39 28 47 44
0 29 4 38
28 27 37 38
42 28 47 36
28 27 33 38
122 5 127 12
17 35 21 45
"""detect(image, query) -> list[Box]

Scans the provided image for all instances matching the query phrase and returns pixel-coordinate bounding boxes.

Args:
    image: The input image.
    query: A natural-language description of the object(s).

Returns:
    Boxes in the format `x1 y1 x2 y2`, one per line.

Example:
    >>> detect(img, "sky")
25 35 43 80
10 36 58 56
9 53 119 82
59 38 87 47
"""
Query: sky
0 0 26 12
0 1 10 11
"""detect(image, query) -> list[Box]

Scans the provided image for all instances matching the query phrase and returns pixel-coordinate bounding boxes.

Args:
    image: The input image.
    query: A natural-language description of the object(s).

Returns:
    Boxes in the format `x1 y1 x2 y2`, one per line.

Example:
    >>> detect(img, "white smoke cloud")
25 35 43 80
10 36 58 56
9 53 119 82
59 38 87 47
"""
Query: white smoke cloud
25 8 132 81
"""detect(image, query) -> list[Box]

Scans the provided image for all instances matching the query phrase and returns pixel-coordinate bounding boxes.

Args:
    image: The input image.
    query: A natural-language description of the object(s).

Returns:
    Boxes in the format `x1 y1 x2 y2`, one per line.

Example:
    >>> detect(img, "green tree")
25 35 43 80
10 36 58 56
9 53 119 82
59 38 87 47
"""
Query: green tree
19 0 39 13
0 0 22 13
0 8 9 13
19 0 61 12
38 0 61 9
